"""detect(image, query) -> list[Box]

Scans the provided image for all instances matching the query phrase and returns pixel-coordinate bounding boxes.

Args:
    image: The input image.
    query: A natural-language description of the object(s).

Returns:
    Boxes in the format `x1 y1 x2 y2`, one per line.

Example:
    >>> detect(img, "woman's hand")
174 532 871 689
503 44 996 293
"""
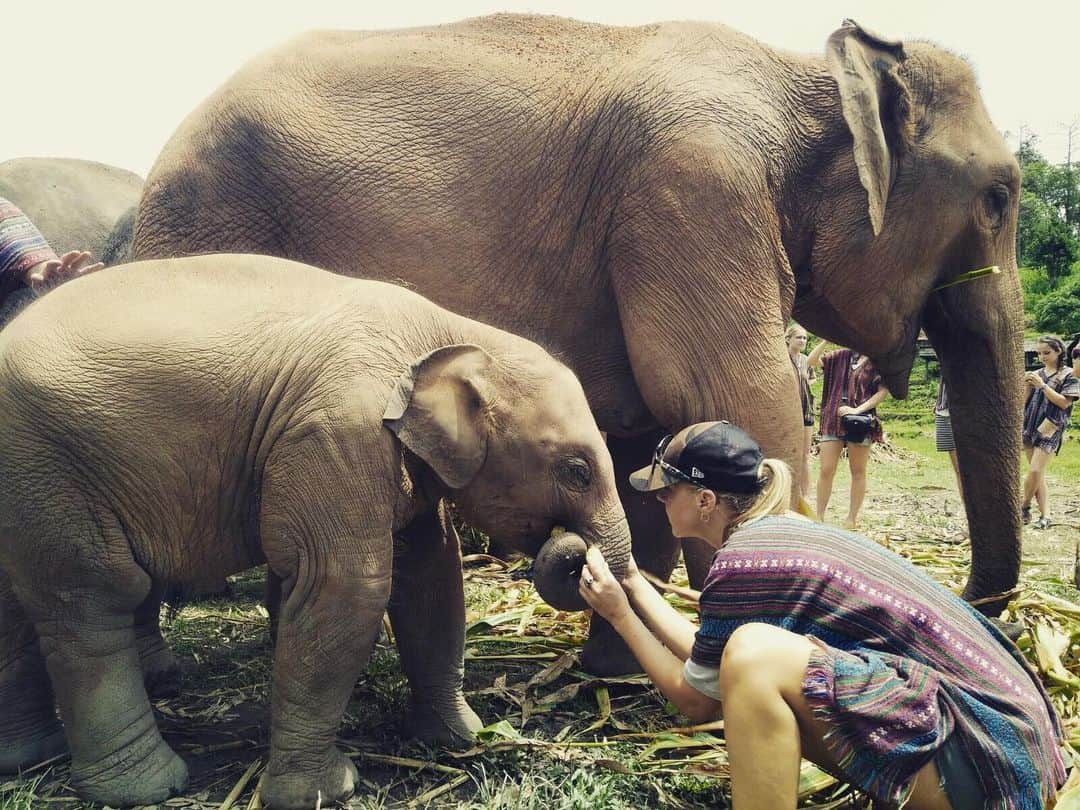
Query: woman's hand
620 553 646 592
24 250 105 291
1024 371 1044 390
837 405 855 417
579 546 633 626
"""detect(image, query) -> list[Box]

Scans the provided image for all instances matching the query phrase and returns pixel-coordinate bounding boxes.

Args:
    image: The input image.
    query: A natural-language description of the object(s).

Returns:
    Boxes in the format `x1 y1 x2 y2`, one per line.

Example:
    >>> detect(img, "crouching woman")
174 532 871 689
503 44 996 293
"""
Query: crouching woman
579 421 1064 809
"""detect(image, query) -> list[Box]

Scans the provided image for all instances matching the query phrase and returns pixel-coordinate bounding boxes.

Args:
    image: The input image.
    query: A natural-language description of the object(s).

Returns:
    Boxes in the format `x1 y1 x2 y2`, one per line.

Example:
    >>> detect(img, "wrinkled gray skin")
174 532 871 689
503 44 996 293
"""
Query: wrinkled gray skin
134 16 1025 669
0 157 142 259
100 204 139 266
0 255 631 809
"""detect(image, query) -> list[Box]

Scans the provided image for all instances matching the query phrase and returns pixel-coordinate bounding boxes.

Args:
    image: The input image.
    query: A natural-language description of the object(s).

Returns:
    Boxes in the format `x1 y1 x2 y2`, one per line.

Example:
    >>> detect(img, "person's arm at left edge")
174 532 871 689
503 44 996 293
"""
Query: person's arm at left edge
580 547 721 723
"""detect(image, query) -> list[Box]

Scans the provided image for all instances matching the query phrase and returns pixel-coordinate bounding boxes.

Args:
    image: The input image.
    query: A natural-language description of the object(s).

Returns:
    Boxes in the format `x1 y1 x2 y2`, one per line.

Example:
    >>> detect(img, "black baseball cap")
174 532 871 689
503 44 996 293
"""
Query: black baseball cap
629 421 765 494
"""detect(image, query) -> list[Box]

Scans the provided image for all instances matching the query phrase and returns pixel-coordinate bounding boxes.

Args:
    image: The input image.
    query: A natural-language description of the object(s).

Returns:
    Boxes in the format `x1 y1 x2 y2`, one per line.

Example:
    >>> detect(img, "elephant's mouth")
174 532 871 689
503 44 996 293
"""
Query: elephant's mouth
873 318 919 398
530 529 589 612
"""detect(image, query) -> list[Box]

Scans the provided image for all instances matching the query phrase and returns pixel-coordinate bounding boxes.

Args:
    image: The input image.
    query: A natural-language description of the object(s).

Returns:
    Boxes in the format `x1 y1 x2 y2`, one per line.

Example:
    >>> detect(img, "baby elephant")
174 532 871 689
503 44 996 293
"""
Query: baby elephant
0 254 631 808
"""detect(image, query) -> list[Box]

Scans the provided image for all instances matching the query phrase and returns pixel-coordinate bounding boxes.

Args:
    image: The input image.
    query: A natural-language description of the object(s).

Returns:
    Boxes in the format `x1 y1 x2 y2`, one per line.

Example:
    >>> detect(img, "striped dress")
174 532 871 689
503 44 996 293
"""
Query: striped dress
0 197 57 303
691 515 1066 808
819 349 885 442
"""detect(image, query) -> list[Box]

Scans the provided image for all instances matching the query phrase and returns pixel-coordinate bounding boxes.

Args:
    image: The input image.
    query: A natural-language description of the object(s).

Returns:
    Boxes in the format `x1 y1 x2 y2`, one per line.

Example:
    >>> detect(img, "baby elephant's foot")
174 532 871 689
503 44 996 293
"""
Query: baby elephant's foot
262 748 358 810
0 718 66 773
407 697 482 749
71 734 188 807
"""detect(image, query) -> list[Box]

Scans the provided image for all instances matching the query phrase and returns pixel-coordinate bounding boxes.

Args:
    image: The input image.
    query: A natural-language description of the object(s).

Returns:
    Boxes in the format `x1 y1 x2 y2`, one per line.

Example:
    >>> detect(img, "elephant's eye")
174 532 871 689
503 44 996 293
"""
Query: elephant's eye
555 456 592 492
981 186 1009 231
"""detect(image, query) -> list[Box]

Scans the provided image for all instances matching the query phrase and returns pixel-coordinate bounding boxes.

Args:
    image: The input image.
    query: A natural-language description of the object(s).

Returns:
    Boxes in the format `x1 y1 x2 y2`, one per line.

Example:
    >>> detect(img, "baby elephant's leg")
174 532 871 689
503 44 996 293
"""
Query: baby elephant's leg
388 504 481 747
0 570 65 772
134 581 181 699
15 509 187 806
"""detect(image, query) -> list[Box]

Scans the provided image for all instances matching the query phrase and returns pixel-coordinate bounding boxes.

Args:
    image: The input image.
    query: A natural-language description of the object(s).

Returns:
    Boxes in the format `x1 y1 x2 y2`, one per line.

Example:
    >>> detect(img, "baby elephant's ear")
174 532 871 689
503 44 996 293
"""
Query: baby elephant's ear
383 344 496 489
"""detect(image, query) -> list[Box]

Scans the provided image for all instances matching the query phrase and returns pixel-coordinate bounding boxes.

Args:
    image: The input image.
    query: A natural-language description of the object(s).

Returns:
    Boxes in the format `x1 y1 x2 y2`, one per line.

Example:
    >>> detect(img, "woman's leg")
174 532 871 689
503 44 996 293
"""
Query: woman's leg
801 426 814 498
1021 445 1035 520
815 440 842 521
947 450 963 500
718 623 952 810
1027 448 1053 519
845 443 872 529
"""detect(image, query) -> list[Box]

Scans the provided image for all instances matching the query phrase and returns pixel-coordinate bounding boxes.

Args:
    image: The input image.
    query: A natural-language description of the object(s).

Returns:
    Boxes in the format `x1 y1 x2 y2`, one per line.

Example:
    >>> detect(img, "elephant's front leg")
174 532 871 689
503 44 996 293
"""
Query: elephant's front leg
258 443 394 809
261 549 389 809
580 431 683 676
388 504 481 747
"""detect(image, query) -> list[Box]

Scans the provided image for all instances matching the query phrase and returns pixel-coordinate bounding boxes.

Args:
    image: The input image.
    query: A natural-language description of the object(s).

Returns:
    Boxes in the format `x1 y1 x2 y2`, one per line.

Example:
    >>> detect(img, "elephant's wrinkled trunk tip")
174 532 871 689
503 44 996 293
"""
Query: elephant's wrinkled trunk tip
532 531 589 612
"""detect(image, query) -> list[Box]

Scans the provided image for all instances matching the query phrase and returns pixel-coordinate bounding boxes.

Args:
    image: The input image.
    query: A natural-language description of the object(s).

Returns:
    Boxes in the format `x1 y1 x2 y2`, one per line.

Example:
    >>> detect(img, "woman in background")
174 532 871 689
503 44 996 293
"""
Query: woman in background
808 341 889 529
1021 335 1079 529
785 324 815 498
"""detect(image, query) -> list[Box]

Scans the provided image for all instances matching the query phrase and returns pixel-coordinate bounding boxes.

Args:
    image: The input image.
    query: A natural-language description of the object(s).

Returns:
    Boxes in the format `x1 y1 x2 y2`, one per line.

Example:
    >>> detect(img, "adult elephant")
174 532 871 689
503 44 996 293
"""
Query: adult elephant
134 16 1024 665
0 157 143 262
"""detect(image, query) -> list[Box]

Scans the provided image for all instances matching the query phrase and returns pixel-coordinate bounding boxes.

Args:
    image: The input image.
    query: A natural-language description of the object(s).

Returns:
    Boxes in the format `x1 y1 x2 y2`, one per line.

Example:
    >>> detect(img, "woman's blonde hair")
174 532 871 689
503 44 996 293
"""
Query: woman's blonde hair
719 458 794 535
784 324 807 342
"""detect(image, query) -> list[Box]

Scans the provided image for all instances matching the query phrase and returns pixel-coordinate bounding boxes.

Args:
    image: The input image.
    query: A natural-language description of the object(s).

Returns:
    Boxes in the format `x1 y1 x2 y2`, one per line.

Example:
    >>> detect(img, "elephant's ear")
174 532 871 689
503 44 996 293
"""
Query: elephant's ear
826 19 911 237
383 344 496 489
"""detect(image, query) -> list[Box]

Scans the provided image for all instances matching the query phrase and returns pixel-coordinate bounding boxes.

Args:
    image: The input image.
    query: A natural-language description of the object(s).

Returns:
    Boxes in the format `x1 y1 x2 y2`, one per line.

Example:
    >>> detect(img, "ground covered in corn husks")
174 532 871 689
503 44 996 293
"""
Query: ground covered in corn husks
4 431 1080 809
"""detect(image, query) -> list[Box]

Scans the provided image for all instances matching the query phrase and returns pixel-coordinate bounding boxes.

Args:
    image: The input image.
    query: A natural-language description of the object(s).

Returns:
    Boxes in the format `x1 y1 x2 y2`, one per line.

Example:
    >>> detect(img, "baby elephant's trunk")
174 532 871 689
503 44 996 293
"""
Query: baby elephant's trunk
531 515 632 611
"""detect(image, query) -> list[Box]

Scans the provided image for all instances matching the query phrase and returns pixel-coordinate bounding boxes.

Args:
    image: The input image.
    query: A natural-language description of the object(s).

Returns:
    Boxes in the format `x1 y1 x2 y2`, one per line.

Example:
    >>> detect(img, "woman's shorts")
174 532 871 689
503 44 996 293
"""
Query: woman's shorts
936 733 988 810
803 414 815 427
934 414 956 452
819 434 872 447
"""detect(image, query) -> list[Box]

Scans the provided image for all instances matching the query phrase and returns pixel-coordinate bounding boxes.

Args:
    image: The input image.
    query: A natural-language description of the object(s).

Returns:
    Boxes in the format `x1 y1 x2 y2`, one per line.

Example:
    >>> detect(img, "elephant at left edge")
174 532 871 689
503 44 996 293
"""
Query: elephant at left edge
0 253 631 809
0 157 144 327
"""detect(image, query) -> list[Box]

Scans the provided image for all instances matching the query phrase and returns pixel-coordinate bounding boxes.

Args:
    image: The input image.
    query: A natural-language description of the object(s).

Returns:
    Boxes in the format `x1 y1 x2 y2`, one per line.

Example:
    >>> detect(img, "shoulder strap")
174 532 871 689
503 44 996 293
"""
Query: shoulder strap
846 355 860 403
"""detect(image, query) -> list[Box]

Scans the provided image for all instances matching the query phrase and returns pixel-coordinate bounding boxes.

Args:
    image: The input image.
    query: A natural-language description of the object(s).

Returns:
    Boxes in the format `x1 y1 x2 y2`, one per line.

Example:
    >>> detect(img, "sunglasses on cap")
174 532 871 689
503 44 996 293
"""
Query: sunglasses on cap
648 433 706 489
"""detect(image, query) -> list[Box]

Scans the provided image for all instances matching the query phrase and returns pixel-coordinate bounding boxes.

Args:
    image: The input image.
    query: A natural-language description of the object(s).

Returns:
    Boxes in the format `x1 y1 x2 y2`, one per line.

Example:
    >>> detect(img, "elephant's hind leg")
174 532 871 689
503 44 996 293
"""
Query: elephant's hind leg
134 581 181 699
16 513 187 806
0 570 65 772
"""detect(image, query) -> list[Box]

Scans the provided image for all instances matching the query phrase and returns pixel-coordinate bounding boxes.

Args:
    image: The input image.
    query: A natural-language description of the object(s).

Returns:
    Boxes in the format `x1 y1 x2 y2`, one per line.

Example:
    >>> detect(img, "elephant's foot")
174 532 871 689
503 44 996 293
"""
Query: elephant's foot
137 638 182 700
262 748 358 810
406 697 482 749
580 615 644 677
0 718 66 773
70 730 188 806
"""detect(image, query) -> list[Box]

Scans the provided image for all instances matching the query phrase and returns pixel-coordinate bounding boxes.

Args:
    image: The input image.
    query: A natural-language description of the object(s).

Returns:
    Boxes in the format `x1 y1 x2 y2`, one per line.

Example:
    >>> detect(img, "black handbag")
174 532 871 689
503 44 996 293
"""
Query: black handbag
841 412 876 440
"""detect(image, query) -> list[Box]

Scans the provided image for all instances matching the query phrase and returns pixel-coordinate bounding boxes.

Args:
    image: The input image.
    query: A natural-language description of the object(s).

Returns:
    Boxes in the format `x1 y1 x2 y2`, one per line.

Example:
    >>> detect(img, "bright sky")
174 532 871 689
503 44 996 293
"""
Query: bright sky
4 0 1077 178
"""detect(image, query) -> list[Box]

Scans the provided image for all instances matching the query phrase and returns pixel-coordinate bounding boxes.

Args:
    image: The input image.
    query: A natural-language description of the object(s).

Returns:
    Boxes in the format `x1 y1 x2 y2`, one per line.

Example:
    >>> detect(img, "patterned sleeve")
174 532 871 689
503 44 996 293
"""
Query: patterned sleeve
1061 372 1080 400
689 566 748 669
0 197 58 282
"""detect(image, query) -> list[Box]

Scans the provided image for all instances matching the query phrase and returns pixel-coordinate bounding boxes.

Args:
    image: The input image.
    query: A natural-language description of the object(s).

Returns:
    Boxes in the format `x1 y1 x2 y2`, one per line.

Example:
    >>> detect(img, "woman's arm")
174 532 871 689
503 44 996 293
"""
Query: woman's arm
853 384 890 413
622 574 697 660
806 339 830 370
1038 377 1075 409
607 606 722 723
579 548 721 723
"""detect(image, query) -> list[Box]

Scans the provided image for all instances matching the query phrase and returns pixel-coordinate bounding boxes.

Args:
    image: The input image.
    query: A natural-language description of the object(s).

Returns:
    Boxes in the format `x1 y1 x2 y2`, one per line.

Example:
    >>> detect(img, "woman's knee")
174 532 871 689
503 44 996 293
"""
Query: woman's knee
719 624 810 697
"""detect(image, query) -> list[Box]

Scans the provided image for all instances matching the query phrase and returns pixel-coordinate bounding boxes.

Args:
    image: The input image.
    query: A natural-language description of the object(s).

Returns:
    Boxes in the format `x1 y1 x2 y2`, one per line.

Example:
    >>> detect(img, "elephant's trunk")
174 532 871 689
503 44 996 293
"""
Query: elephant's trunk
532 512 632 612
923 264 1024 614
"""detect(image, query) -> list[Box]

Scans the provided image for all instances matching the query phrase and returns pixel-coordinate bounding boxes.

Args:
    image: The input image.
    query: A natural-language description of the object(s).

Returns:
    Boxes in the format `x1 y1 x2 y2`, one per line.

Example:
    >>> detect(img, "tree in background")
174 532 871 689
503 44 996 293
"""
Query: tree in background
1014 132 1080 337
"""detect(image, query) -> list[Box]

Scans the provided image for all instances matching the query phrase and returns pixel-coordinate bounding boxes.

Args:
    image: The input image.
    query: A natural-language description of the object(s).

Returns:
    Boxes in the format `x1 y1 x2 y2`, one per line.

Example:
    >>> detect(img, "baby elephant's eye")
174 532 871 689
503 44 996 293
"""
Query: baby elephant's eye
555 456 592 492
